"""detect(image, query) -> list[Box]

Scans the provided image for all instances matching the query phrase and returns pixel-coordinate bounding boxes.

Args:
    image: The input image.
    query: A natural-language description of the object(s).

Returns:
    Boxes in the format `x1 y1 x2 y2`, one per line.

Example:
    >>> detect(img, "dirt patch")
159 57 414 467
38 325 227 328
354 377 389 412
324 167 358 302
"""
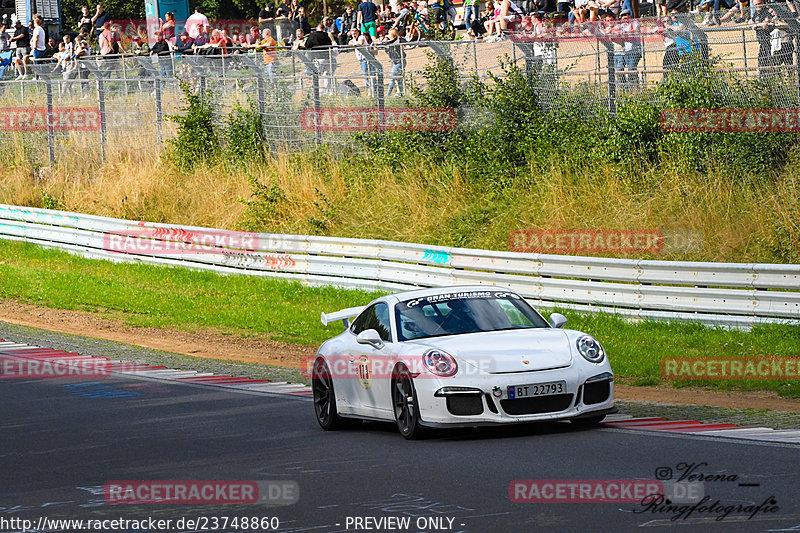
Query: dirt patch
2 299 799 413
0 300 316 368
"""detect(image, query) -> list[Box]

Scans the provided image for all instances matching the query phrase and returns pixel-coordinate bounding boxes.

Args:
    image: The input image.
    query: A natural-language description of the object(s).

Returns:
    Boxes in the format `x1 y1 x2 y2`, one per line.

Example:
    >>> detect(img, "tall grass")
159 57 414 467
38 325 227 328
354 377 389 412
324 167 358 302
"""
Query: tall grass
0 54 798 262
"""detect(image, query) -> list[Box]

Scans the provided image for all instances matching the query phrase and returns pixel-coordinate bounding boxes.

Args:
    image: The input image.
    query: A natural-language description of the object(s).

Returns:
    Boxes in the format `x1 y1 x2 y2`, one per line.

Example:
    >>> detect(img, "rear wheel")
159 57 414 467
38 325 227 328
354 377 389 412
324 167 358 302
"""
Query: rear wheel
312 358 345 430
392 365 426 439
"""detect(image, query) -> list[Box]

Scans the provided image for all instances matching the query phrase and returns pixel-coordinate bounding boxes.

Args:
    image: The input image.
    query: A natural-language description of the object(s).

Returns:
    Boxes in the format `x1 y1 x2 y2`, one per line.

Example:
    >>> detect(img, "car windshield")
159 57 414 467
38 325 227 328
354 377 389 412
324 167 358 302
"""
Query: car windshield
394 290 549 341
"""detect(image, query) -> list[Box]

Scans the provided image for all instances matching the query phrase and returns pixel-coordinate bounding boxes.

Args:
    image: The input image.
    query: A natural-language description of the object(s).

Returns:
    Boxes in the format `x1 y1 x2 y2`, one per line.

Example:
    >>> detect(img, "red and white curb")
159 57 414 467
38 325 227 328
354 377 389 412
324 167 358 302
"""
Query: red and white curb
601 415 800 444
3 339 800 443
0 339 312 397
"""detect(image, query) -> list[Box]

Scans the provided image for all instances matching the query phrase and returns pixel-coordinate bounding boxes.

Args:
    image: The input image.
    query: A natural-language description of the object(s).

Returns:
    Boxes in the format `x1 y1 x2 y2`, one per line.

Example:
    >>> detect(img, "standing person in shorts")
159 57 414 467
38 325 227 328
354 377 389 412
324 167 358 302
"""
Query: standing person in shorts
358 0 379 38
11 19 30 79
656 0 667 17
30 14 46 60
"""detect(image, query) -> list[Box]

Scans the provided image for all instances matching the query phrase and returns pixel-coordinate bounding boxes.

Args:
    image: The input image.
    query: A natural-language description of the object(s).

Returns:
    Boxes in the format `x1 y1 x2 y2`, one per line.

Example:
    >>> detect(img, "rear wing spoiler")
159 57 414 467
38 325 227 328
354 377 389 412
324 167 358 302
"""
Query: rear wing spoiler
320 306 365 329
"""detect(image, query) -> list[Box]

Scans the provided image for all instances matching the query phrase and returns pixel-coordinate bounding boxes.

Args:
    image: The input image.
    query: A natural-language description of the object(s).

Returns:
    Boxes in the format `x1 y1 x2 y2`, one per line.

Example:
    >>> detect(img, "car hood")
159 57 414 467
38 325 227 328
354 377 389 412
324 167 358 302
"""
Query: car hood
409 328 573 374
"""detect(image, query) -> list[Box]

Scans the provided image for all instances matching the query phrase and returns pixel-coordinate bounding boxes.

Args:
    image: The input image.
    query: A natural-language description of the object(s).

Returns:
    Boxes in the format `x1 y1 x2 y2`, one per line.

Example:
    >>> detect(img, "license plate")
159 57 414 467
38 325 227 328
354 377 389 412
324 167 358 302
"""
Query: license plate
507 380 566 399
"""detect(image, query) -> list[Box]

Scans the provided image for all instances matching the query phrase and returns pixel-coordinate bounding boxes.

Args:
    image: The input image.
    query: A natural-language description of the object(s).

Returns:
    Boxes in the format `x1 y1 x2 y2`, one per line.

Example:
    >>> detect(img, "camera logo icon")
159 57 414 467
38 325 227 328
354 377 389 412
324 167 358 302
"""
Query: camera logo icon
655 467 673 480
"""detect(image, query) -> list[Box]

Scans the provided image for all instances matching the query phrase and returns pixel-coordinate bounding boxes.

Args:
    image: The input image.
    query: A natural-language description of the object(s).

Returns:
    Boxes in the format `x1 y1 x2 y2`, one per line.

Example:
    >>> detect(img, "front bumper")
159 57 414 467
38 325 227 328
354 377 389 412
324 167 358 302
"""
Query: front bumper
414 367 616 427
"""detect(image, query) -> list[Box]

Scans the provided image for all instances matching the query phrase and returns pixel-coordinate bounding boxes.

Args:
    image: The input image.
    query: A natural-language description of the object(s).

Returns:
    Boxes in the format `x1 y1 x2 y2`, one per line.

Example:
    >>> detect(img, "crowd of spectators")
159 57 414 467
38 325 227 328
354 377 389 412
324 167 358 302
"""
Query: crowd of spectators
1 0 796 89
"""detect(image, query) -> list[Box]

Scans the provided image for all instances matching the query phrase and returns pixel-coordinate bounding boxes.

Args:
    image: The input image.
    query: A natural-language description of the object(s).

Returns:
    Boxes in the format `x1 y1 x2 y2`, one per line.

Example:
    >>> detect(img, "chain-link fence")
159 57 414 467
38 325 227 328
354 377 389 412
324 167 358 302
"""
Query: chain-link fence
2 5 800 165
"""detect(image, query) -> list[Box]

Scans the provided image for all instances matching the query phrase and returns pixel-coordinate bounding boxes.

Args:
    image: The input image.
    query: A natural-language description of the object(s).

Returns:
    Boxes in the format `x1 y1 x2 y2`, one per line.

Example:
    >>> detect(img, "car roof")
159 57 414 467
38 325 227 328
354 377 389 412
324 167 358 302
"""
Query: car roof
383 285 518 305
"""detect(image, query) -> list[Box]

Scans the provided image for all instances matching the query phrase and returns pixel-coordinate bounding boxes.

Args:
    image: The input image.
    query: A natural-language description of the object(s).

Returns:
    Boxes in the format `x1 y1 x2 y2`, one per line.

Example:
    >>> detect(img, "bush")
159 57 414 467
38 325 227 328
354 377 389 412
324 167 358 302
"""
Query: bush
167 80 220 171
224 99 266 162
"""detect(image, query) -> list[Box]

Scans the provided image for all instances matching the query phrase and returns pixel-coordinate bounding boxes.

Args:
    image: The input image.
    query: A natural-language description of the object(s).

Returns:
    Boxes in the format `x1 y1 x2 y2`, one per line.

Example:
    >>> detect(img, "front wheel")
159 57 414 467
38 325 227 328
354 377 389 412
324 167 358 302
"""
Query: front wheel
312 358 346 430
392 365 426 439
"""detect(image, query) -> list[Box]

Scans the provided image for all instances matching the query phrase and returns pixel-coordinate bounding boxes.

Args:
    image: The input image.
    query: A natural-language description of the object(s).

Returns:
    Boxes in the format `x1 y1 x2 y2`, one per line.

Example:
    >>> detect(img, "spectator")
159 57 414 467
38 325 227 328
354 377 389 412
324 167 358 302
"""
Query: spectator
768 6 794 66
380 3 396 24
385 27 406 96
62 34 74 58
160 12 176 45
92 4 109 39
78 5 93 34
497 0 524 33
150 30 172 78
259 2 276 30
303 23 334 84
255 27 278 81
290 28 306 48
73 34 90 97
44 36 58 58
193 27 210 47
111 24 124 52
463 0 479 35
588 0 620 20
484 0 502 38
392 3 412 34
321 16 338 42
185 7 210 39
276 0 291 17
0 24 9 52
571 0 591 23
428 0 443 27
471 1 491 36
289 0 300 16
58 39 76 96
229 32 244 51
305 22 332 48
129 34 149 54
698 0 734 25
247 25 260 44
11 19 30 79
349 27 374 94
98 20 114 55
29 14 46 63
665 0 689 13
293 6 311 34
358 0 379 39
751 0 774 74
219 29 234 53
719 0 749 22
173 31 194 53
150 30 170 55
340 5 358 44
614 9 641 88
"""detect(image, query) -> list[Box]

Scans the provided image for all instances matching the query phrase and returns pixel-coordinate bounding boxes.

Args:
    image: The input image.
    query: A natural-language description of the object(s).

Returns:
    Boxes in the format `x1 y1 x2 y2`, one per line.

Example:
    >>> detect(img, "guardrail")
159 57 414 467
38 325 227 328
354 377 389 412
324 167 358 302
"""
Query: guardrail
0 203 798 329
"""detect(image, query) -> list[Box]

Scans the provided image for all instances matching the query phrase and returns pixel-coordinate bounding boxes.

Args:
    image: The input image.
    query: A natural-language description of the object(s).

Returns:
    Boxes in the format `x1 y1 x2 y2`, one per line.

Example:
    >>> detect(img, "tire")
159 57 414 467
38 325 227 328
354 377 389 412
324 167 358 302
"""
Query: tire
392 365 426 439
312 357 346 430
570 414 606 428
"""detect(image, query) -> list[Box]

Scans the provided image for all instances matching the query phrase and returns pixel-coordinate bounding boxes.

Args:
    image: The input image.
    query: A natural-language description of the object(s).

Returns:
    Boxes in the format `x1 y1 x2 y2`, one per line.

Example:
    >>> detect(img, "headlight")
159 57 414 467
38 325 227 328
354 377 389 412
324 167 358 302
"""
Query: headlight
576 336 605 363
422 349 458 377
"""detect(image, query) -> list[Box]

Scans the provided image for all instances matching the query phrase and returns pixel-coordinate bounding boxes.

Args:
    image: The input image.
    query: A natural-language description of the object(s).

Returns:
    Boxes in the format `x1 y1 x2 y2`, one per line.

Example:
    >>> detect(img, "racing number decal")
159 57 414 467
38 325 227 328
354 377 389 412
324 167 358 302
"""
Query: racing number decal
358 355 372 390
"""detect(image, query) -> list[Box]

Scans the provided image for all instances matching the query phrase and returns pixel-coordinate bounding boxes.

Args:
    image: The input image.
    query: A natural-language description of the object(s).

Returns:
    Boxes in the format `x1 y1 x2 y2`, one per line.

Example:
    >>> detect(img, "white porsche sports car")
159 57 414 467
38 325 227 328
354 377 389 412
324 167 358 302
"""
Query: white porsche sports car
312 286 616 439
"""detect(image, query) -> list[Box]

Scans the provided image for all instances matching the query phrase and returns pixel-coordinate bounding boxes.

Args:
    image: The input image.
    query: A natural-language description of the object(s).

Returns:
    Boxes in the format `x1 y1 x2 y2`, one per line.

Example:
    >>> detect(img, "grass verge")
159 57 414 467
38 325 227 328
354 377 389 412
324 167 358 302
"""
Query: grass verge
1 239 798 397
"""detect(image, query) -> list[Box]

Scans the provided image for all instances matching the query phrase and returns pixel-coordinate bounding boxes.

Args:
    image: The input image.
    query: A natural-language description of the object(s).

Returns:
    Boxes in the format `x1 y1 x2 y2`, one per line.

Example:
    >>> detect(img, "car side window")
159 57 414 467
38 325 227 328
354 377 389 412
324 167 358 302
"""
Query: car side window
350 303 392 342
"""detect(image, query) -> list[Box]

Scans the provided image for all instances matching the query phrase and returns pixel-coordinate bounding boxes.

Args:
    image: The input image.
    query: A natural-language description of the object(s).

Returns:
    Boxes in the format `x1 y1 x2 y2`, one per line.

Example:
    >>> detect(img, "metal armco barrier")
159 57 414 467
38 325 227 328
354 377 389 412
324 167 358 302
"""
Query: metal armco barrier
0 203 798 329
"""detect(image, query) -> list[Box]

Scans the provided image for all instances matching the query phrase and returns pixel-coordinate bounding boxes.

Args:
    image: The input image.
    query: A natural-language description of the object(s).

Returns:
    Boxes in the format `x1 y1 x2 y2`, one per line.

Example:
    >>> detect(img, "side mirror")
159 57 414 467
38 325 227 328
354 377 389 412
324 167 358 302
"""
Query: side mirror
549 313 567 329
356 329 384 349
